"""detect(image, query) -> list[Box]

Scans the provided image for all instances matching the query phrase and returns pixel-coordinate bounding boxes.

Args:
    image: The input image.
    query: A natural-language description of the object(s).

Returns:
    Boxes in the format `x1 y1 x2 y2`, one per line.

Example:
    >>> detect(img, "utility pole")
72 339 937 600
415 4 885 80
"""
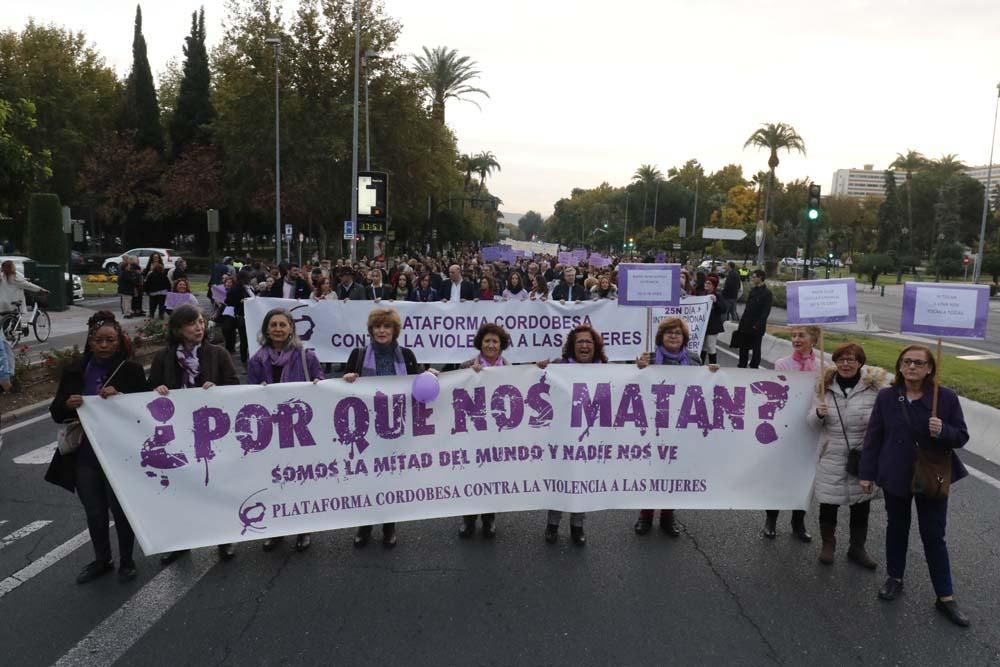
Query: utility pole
265 37 282 265
349 2 360 263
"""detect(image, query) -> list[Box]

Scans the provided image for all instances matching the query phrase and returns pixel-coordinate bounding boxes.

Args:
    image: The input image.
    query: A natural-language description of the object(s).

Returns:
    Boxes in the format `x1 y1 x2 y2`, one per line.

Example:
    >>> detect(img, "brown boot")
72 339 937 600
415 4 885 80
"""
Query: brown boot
847 520 878 570
818 524 836 565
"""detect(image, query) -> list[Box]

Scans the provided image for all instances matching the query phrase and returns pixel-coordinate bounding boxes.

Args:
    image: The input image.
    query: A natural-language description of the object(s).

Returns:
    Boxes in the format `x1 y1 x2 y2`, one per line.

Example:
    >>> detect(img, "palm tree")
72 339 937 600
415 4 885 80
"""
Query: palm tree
890 149 927 249
743 123 806 262
412 46 489 125
931 153 967 180
632 164 663 227
458 153 478 191
475 150 501 193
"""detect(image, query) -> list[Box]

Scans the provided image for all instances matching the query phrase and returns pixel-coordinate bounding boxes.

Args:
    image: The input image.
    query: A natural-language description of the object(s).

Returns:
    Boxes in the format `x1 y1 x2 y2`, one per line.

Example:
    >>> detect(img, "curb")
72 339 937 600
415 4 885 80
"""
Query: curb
3 398 51 422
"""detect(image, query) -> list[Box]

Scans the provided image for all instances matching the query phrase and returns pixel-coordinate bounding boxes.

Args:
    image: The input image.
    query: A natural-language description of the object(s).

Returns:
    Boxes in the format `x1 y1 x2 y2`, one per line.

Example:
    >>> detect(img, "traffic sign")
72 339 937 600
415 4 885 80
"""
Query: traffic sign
343 220 354 240
284 224 292 239
207 209 220 232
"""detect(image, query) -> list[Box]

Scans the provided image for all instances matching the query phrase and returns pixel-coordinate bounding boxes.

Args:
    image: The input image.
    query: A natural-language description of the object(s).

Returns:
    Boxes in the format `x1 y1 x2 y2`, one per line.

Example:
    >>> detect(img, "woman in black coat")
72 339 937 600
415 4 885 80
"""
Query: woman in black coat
49 311 149 584
149 304 240 563
342 306 428 548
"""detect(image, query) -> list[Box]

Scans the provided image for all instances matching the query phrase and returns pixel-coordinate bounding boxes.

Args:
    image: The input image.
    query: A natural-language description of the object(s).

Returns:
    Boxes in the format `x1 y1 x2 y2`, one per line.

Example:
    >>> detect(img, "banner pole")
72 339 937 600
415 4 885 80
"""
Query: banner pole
932 337 942 418
646 307 653 354
817 327 825 403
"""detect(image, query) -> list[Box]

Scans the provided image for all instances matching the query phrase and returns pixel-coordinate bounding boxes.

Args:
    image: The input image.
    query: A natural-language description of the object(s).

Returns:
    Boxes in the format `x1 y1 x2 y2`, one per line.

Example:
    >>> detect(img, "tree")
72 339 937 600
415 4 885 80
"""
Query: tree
412 46 488 125
632 163 663 227
25 193 65 265
889 149 926 246
929 153 967 181
169 7 214 156
122 5 163 153
743 122 806 259
518 210 544 239
0 98 52 240
878 170 903 253
931 184 963 279
475 150 500 193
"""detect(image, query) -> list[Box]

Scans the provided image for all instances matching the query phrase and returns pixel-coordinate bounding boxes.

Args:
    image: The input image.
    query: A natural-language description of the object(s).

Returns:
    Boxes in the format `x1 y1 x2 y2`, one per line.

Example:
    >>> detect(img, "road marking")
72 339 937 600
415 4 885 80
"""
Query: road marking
0 520 52 551
53 550 217 667
955 354 1000 361
967 464 1000 492
0 520 7 527
0 527 93 599
0 412 49 435
12 441 57 465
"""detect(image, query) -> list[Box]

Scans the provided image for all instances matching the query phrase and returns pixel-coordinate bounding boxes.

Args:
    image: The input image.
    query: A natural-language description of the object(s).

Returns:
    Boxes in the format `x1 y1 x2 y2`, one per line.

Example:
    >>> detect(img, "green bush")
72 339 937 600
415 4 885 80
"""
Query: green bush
25 193 66 266
770 284 786 308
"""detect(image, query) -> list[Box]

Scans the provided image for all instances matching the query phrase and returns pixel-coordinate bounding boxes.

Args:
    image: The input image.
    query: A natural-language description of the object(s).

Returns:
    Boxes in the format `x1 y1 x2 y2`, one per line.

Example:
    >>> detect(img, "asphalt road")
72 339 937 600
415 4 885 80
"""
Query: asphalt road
2 349 1000 666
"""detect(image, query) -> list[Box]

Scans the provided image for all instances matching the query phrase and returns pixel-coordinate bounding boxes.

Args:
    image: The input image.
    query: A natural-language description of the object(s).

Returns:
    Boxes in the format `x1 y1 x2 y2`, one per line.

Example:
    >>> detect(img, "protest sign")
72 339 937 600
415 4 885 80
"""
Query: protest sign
245 297 711 363
481 246 502 262
79 365 820 554
165 292 198 311
211 284 227 303
651 295 714 355
785 278 857 325
617 263 681 307
900 282 990 339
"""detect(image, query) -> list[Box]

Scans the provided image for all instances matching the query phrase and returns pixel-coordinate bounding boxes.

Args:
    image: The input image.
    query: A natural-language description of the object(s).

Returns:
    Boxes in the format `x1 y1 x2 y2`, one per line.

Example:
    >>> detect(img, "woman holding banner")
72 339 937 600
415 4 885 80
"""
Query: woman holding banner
166 278 199 315
248 308 324 552
537 323 608 545
150 305 241 563
343 307 427 548
762 325 821 542
456 323 512 539
859 345 971 627
809 343 888 567
701 276 724 365
502 271 528 301
528 273 549 301
633 316 717 537
49 311 149 584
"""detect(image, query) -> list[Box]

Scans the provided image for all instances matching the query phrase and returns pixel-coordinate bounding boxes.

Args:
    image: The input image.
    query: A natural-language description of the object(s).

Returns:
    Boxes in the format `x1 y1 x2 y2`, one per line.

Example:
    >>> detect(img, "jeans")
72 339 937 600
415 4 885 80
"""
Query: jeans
720 298 739 322
884 491 953 597
738 332 764 368
77 454 135 564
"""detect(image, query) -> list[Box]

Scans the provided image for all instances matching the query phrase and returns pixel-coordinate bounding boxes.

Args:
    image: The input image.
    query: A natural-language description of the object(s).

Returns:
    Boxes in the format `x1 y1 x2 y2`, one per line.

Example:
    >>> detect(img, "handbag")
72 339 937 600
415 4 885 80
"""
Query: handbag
831 394 861 477
729 329 743 348
897 392 952 499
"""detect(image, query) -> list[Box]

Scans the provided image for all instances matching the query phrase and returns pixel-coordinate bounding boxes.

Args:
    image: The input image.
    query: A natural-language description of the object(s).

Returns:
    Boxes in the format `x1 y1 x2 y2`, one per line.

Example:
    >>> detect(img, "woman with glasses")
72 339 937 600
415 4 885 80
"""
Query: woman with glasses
633 317 717 537
808 343 888 567
859 345 971 627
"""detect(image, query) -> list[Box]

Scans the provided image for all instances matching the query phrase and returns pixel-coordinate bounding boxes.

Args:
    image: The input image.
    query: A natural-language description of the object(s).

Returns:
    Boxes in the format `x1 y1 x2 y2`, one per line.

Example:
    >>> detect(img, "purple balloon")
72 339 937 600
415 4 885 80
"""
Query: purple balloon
411 371 440 403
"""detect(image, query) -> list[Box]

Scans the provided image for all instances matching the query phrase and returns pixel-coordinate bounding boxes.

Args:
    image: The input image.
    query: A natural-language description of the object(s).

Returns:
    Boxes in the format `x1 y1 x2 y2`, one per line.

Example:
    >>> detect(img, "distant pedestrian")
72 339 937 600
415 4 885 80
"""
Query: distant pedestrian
720 261 742 322
736 270 771 369
870 266 878 291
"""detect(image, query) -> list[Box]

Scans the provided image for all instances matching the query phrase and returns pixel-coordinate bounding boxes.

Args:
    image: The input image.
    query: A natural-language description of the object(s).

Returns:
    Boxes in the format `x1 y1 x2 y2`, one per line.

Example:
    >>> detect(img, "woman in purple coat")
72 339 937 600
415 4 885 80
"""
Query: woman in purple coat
248 308 324 551
859 344 970 627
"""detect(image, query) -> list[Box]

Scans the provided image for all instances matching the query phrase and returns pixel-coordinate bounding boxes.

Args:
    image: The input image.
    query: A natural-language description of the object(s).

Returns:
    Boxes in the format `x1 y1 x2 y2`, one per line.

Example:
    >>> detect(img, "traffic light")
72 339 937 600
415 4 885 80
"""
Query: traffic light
807 183 821 221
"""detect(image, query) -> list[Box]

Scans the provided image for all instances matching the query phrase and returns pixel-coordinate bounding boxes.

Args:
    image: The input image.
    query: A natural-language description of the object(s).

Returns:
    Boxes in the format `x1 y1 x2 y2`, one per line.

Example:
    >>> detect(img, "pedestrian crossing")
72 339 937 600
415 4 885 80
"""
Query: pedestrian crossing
0 520 51 551
12 441 56 465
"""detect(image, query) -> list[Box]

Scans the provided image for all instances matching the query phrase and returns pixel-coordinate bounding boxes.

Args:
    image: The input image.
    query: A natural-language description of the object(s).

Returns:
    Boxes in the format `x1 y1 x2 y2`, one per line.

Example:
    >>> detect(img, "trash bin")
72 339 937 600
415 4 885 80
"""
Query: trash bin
30 263 67 312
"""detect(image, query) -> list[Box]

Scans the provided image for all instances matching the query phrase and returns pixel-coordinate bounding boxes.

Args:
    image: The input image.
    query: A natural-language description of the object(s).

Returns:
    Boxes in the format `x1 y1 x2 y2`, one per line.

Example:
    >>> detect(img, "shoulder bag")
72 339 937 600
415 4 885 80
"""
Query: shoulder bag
831 393 861 477
897 392 952 500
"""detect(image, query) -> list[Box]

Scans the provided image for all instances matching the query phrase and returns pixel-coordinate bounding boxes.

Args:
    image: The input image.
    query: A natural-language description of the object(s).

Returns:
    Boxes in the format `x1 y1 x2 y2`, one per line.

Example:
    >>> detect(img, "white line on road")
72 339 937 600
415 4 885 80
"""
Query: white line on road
967 464 1000 492
0 412 49 435
956 354 1000 361
53 551 217 667
0 527 93 599
12 441 56 465
0 520 53 551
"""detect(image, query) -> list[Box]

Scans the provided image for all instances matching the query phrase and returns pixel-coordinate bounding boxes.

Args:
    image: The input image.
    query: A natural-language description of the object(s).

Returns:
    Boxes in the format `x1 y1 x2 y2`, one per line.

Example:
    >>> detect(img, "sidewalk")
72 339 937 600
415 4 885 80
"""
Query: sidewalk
721 322 1000 464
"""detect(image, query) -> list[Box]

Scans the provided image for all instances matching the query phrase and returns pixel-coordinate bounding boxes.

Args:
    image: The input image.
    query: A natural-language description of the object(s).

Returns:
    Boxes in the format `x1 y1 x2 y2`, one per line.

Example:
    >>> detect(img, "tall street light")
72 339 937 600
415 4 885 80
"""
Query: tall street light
349 2 361 263
974 82 1000 284
363 50 381 171
265 36 282 265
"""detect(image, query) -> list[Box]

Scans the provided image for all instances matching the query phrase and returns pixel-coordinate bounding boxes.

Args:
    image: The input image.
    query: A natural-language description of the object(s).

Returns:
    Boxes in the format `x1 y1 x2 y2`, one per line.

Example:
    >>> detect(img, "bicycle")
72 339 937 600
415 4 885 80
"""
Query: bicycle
0 298 52 345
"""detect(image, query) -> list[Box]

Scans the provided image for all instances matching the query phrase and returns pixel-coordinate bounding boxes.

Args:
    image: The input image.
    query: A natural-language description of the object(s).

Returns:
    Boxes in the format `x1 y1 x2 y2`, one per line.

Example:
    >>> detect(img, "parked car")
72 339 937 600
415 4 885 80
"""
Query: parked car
0 255 84 304
71 250 105 274
103 247 181 275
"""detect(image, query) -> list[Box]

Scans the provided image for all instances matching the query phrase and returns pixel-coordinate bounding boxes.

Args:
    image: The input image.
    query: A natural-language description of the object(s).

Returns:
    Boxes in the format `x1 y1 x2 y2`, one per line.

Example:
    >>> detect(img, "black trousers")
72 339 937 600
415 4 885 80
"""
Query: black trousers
236 316 249 363
884 492 953 597
130 293 143 314
220 315 237 353
818 499 870 527
738 332 764 368
765 509 806 526
77 455 135 564
148 294 167 319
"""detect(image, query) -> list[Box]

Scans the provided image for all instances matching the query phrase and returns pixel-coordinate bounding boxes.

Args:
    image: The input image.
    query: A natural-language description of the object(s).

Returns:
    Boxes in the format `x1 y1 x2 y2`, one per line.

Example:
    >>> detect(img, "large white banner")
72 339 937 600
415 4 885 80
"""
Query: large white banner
244 297 713 363
79 365 819 554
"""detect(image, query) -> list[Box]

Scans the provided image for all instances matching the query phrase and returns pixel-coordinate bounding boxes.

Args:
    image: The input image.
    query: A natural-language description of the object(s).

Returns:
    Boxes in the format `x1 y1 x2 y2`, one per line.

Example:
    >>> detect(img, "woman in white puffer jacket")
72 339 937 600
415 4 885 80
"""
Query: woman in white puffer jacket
806 342 889 568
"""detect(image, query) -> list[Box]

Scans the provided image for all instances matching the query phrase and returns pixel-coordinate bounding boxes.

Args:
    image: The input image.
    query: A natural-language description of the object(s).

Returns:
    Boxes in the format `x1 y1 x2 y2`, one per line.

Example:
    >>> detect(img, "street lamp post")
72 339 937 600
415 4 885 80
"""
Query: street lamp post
265 37 282 265
363 50 381 172
623 192 629 252
973 82 1000 284
349 3 361 263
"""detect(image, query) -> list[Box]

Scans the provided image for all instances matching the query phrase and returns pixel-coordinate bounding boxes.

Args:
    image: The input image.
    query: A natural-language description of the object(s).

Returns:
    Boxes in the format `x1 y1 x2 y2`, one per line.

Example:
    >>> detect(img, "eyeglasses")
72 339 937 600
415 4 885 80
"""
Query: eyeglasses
663 329 683 337
835 357 858 364
901 358 928 368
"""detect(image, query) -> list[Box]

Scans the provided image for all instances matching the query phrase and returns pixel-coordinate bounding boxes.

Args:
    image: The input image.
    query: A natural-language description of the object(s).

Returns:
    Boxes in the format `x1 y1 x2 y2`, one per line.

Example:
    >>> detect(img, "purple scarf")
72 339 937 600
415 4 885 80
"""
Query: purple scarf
478 354 504 368
266 346 298 382
175 344 202 388
361 343 407 377
655 345 690 366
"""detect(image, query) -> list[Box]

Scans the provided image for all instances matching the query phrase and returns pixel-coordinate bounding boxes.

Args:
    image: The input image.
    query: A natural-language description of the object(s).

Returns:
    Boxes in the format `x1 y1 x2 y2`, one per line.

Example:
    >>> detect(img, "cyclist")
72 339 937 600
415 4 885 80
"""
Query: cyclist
0 259 49 314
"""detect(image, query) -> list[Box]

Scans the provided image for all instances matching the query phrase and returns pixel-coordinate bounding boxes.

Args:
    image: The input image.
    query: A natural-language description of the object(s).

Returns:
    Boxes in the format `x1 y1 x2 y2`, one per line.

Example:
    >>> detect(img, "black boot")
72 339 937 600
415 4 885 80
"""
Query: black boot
762 511 777 539
570 525 586 545
847 517 877 570
459 515 477 539
708 353 718 365
660 510 680 537
354 525 372 547
700 350 707 364
791 511 812 543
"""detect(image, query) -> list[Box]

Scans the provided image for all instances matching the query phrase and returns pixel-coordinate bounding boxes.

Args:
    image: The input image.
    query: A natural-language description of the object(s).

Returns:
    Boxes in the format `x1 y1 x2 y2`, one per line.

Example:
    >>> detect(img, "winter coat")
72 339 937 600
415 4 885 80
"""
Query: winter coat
706 296 725 336
248 346 324 384
806 366 890 505
737 284 771 335
148 342 240 390
860 384 969 498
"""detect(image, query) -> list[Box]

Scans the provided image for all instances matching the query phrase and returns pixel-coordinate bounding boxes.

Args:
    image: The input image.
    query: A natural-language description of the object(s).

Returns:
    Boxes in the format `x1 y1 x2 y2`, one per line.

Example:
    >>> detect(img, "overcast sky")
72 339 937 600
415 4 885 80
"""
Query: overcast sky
5 1 1000 217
